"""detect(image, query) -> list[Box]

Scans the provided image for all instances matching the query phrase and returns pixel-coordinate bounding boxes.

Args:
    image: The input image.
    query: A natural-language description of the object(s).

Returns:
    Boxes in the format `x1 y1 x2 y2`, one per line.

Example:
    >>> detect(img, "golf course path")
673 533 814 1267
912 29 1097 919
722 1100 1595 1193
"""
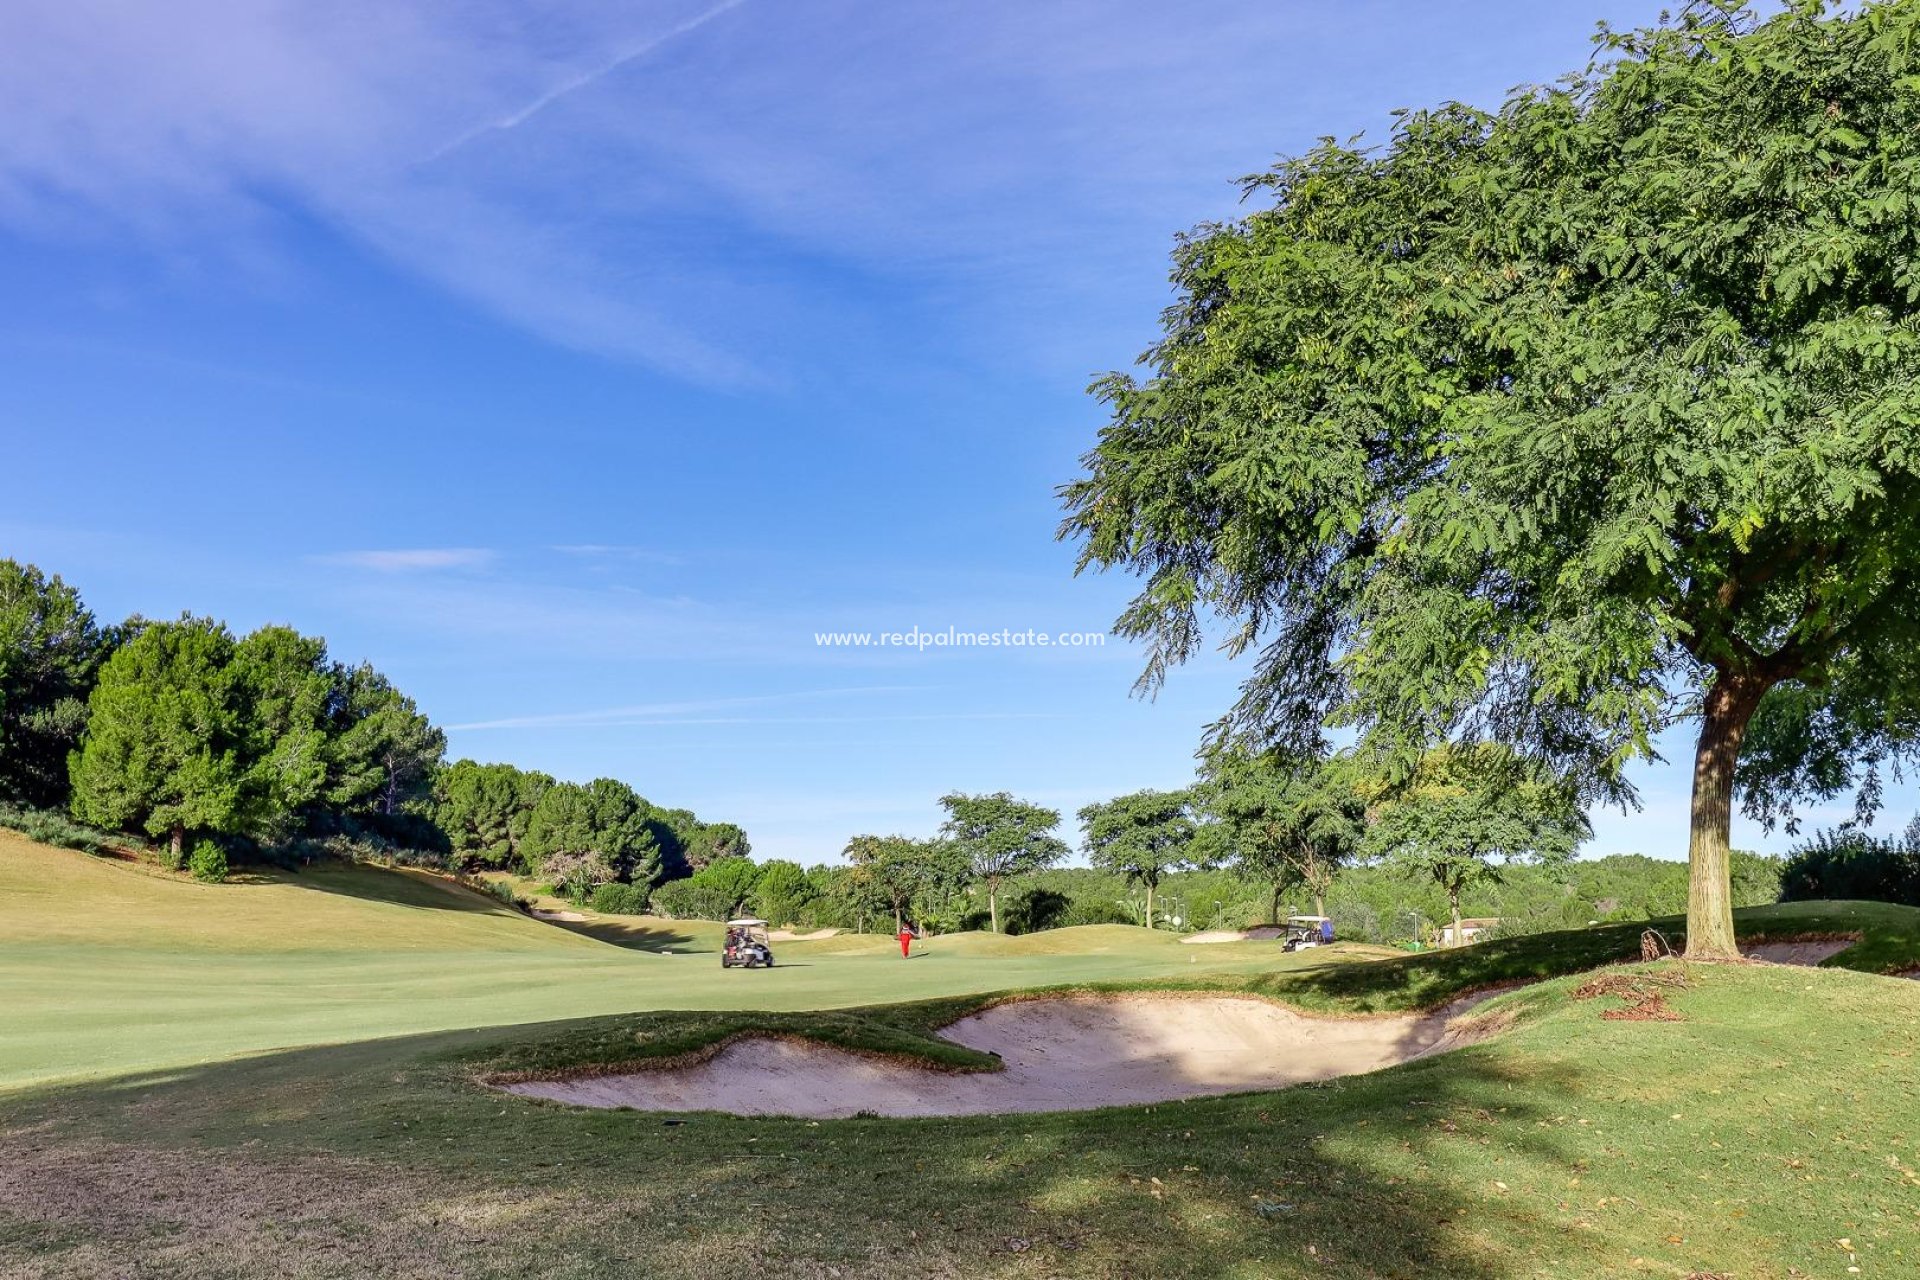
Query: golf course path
502 993 1503 1117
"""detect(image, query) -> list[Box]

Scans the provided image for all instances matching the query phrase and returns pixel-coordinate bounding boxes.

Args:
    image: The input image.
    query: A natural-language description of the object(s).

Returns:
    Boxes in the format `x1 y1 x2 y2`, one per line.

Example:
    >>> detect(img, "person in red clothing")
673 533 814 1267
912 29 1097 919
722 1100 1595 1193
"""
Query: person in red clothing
898 923 915 958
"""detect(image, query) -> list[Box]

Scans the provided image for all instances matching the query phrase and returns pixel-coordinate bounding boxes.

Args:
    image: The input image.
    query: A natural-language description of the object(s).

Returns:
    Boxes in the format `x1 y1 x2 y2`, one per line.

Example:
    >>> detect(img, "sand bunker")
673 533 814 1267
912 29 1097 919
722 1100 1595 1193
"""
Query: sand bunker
1181 926 1284 945
502 994 1501 1118
1743 938 1856 967
768 927 841 942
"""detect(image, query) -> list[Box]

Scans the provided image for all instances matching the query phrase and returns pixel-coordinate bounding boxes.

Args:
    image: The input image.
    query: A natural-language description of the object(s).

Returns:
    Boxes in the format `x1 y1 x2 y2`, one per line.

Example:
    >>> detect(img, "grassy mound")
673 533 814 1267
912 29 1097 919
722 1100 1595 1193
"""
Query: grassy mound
5 946 1916 1277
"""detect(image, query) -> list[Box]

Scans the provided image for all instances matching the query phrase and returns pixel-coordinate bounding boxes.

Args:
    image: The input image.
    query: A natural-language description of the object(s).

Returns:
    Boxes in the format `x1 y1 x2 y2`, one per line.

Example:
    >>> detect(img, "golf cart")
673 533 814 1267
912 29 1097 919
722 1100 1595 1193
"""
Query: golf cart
1281 915 1333 952
721 918 774 969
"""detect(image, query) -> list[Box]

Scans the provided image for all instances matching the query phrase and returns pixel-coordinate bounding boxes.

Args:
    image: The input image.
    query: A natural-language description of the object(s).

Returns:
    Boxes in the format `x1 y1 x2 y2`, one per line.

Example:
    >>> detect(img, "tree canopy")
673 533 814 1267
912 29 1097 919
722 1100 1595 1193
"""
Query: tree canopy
1078 788 1198 927
1368 745 1592 942
1061 0 1920 957
69 616 246 860
0 559 110 807
1203 754 1364 922
521 778 662 889
938 791 1068 932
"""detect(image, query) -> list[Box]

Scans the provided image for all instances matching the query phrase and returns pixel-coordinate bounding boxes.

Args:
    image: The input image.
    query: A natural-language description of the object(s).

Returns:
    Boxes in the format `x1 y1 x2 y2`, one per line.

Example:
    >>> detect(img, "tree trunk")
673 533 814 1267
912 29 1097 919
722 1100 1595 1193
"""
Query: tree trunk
1270 882 1283 926
1449 884 1462 949
893 903 903 934
988 882 999 933
1144 883 1155 930
1685 672 1768 960
170 824 185 867
1313 890 1326 919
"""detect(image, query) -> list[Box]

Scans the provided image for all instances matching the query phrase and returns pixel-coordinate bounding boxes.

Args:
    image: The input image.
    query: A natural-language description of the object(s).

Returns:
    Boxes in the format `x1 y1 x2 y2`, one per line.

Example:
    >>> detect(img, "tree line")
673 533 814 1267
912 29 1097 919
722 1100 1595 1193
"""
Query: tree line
812 745 1588 941
1059 0 1920 959
0 557 743 890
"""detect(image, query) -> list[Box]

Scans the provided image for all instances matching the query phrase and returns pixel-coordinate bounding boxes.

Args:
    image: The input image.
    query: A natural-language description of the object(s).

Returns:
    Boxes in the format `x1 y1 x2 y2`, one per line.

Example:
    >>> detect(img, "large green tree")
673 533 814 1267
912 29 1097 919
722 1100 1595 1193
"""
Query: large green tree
521 777 661 888
1368 745 1592 946
324 664 445 820
0 559 110 807
433 759 553 868
938 791 1068 932
1078 788 1197 928
1062 1 1920 957
228 626 336 840
845 833 955 932
1204 755 1364 922
69 616 245 861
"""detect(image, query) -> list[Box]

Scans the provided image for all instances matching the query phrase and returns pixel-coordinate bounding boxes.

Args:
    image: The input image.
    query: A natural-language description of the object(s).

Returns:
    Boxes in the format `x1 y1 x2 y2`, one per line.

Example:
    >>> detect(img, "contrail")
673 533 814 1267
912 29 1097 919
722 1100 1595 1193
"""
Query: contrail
428 0 748 161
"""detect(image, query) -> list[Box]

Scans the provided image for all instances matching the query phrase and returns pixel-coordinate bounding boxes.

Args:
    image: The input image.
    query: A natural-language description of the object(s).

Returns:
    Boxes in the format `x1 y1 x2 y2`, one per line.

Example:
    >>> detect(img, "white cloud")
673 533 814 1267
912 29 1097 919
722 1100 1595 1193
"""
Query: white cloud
314 547 496 573
446 683 927 731
0 0 1660 381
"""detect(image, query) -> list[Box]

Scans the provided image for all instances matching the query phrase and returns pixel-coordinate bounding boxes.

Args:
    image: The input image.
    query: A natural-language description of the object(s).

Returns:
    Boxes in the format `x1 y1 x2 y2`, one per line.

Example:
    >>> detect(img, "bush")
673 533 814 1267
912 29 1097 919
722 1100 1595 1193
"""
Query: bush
589 882 652 915
650 878 740 921
0 804 107 855
1059 898 1138 927
479 878 529 912
187 839 228 884
1780 824 1920 907
1000 886 1072 935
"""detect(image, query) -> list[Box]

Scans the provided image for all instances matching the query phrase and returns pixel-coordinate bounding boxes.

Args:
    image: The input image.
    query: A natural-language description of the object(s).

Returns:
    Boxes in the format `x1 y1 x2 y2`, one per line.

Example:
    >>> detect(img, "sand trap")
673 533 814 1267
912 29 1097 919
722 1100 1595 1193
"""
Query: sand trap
502 994 1502 1118
1743 938 1856 967
1181 926 1284 945
531 909 587 923
768 927 841 941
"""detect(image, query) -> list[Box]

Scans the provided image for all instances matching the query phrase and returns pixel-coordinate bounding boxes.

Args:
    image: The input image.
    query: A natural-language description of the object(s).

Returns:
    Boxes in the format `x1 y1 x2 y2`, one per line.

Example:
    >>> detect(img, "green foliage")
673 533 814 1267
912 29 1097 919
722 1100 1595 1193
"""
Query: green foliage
1061 0 1920 956
1078 787 1197 926
0 802 109 855
433 760 553 869
751 859 815 924
587 881 652 916
323 665 445 821
844 833 964 930
228 625 336 841
0 559 111 808
540 850 616 905
521 778 661 888
938 791 1069 931
650 856 763 920
1204 753 1364 921
1369 745 1591 934
1780 818 1920 907
186 839 228 884
69 616 246 856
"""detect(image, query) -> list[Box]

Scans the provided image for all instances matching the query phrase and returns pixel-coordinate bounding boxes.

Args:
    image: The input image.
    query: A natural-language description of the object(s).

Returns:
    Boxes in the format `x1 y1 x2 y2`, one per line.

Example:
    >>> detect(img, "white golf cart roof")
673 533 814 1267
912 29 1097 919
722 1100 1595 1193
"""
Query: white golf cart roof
726 918 769 927
1285 915 1331 924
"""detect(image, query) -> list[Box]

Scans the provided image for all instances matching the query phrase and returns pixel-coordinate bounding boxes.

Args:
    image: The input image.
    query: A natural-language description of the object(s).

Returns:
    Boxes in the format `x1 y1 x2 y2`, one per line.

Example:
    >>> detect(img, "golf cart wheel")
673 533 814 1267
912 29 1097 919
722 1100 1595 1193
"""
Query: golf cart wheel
721 955 732 968
763 956 774 968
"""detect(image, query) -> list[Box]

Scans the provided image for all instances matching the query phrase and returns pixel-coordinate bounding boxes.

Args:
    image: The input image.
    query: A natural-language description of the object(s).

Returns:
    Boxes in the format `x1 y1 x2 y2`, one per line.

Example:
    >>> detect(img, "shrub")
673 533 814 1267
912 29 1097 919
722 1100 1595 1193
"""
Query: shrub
1000 886 1072 935
589 882 652 916
1780 824 1920 907
480 878 529 912
1059 898 1137 928
0 803 107 856
650 878 739 921
187 839 228 884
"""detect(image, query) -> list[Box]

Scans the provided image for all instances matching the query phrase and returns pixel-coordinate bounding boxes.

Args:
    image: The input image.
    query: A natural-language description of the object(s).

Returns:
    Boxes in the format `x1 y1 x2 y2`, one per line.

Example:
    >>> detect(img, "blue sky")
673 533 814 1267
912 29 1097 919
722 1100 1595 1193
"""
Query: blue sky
2 0 1906 863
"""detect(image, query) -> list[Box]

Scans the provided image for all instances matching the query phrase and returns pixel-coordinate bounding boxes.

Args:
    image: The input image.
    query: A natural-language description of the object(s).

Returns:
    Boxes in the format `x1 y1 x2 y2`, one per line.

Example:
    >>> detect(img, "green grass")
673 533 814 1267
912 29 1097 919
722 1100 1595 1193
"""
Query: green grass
6 835 1920 1278
0 833 1303 1088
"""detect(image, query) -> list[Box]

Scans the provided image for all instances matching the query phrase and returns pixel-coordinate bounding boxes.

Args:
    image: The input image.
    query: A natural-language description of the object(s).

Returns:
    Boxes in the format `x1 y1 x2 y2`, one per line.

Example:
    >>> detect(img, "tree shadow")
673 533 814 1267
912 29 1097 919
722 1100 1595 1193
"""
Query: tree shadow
552 917 708 953
0 996 1623 1279
228 863 529 918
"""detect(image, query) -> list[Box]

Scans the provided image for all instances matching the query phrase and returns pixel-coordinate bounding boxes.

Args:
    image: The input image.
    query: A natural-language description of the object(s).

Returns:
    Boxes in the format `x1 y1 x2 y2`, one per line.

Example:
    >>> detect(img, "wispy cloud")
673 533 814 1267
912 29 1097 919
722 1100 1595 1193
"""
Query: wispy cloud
429 0 753 161
446 684 928 731
551 543 685 565
314 548 495 573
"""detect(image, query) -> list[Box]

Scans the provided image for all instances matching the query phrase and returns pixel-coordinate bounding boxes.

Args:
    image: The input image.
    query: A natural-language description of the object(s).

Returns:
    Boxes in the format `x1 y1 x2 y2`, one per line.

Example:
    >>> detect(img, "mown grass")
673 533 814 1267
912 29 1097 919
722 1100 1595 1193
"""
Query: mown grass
4 960 1916 1278
6 836 1920 1278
